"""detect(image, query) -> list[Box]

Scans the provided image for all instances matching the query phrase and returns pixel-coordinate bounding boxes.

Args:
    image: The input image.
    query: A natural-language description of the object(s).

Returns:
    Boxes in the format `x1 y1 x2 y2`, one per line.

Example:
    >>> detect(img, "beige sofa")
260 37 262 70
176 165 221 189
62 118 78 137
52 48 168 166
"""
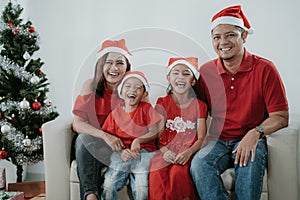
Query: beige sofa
43 112 300 200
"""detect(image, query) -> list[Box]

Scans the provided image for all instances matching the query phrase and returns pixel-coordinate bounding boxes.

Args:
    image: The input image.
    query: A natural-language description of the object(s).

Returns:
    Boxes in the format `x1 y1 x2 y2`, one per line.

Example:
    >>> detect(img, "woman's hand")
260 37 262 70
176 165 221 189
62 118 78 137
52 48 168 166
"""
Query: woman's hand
163 150 176 163
174 149 192 165
103 133 124 151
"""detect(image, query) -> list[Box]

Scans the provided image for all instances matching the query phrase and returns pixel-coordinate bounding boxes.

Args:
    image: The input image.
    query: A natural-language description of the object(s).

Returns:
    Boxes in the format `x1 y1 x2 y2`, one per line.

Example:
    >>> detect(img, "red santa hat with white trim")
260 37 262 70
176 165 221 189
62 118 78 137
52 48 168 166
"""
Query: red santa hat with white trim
166 57 200 80
211 5 254 34
96 39 132 63
117 71 150 98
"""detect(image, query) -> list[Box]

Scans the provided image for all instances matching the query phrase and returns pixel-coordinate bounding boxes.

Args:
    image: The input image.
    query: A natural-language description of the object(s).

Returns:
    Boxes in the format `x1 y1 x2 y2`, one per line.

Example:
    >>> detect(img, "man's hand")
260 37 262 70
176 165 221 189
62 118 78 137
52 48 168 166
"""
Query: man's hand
232 129 260 167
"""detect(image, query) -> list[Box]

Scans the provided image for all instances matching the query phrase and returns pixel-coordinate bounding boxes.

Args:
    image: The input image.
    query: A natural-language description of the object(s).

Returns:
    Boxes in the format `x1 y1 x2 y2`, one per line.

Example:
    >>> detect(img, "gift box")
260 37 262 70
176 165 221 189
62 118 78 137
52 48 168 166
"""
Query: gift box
7 181 45 199
0 191 25 200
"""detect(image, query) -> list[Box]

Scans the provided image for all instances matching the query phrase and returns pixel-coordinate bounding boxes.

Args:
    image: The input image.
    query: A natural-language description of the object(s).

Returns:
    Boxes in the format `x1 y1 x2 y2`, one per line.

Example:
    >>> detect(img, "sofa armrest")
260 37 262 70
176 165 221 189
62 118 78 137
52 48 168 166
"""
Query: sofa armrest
42 116 74 200
267 114 300 200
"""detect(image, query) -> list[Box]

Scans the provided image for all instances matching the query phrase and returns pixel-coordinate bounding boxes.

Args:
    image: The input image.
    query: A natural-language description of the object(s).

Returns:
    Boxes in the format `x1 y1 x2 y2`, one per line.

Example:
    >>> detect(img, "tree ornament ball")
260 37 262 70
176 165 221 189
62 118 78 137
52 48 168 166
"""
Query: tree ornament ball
20 98 30 109
13 29 20 35
39 127 42 135
23 51 31 60
11 113 16 121
22 136 32 147
44 99 52 106
30 75 40 84
0 148 8 159
32 100 41 110
1 124 11 134
7 21 14 28
0 112 2 120
28 26 35 33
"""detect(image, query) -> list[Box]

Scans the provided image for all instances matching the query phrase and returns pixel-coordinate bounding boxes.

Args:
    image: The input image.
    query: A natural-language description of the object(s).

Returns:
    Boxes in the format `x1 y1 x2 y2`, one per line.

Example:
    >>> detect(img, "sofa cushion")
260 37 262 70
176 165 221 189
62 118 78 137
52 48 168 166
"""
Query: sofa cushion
71 160 268 192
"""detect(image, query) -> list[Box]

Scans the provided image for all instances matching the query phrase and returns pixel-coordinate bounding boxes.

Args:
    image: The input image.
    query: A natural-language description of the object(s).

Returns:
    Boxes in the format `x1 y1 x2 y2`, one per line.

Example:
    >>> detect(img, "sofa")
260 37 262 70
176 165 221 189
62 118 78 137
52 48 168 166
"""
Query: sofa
43 109 300 200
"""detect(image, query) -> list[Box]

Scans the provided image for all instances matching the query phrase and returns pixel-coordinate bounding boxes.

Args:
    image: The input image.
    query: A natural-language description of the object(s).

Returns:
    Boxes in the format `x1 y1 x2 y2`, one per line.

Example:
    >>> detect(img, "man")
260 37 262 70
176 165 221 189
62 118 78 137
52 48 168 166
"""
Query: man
190 5 289 200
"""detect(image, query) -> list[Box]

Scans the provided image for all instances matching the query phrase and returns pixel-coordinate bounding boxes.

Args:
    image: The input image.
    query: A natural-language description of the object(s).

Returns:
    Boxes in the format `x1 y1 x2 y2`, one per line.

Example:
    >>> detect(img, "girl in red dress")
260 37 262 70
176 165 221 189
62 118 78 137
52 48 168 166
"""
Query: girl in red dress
148 57 208 200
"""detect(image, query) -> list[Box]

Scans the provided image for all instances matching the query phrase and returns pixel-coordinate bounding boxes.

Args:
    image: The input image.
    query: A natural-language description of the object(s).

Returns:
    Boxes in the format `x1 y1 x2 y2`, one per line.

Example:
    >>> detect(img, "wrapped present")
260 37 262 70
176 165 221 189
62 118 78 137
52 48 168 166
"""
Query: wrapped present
7 181 45 199
0 191 25 200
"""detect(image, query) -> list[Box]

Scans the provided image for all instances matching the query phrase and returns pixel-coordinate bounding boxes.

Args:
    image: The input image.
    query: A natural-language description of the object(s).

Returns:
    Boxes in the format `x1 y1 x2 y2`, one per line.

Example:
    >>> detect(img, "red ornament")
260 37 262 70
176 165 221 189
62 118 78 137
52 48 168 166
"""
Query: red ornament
7 21 14 28
39 127 42 135
13 29 20 35
28 26 35 33
39 71 44 75
0 112 2 120
32 100 41 111
0 148 8 159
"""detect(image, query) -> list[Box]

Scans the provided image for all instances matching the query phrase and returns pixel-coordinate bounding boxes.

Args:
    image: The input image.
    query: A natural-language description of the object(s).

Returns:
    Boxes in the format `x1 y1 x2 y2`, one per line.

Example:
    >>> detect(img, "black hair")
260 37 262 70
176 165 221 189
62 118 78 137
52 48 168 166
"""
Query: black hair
94 53 131 98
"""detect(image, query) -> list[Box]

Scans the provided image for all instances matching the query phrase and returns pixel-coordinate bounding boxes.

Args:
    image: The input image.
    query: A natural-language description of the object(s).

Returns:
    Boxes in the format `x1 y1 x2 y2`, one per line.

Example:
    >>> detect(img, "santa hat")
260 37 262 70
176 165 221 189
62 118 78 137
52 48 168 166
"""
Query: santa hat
117 71 150 98
166 57 200 80
211 5 254 34
96 39 132 63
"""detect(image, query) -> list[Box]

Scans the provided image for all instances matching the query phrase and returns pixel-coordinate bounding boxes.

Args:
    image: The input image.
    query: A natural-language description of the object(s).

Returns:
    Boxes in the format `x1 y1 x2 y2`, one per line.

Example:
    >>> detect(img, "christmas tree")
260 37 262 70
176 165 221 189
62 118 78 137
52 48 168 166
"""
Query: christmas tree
0 2 59 182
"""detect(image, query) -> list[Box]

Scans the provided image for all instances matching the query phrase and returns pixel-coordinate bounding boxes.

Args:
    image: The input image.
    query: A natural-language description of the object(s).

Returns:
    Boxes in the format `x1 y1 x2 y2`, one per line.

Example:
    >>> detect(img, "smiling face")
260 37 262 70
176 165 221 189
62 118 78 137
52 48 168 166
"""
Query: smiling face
103 52 128 89
120 77 148 109
211 24 247 61
167 64 196 95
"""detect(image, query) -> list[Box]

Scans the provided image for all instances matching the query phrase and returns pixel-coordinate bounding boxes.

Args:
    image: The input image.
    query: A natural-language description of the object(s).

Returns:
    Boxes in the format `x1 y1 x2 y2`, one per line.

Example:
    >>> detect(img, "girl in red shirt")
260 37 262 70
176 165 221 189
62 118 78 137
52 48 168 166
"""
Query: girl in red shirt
148 57 207 200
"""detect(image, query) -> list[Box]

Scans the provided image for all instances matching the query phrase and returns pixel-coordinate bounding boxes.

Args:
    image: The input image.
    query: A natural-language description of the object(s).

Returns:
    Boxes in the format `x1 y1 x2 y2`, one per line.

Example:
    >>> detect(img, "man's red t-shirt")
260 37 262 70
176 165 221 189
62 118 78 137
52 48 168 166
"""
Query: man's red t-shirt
199 49 288 140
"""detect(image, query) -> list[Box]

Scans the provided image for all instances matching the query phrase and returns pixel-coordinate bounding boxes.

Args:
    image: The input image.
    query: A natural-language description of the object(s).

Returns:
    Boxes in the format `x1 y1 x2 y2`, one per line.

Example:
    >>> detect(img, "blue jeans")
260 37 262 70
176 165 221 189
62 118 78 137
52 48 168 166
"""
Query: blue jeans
190 138 267 200
101 149 154 200
75 134 113 200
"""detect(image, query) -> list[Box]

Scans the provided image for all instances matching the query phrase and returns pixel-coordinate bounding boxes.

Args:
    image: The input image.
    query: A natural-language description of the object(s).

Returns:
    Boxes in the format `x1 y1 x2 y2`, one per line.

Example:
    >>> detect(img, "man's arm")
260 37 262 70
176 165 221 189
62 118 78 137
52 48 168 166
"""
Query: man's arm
259 110 289 136
233 110 289 167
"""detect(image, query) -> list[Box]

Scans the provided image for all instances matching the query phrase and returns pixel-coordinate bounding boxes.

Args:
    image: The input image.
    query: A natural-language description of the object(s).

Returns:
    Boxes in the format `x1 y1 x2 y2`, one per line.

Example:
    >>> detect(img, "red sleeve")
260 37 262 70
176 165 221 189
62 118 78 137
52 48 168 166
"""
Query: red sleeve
102 113 115 135
263 63 289 113
197 100 208 119
72 93 95 122
144 103 162 127
154 97 167 118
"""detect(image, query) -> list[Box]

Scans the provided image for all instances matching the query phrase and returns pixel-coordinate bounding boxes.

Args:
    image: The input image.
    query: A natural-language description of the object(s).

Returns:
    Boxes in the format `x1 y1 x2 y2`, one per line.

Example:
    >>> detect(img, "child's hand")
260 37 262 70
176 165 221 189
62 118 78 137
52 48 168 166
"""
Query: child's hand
174 149 192 165
130 139 141 159
119 149 132 162
163 150 176 163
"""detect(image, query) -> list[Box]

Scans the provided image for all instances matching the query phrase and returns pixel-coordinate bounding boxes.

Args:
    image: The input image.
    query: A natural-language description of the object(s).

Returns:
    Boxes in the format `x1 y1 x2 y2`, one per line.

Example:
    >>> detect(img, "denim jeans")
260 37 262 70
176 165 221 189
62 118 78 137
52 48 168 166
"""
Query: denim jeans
190 138 267 200
75 134 113 200
101 149 154 200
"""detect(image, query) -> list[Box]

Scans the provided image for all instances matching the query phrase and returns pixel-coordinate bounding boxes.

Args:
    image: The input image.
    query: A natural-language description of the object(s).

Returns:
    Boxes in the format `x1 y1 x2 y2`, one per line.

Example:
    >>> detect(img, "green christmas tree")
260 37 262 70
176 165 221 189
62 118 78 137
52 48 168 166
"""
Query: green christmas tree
0 2 59 182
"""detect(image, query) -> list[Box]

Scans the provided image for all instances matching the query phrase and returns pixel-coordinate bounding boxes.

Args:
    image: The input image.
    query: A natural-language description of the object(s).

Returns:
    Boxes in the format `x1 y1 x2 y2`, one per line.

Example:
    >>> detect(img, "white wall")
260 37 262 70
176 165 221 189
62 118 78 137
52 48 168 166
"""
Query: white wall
1 0 298 117
1 0 300 176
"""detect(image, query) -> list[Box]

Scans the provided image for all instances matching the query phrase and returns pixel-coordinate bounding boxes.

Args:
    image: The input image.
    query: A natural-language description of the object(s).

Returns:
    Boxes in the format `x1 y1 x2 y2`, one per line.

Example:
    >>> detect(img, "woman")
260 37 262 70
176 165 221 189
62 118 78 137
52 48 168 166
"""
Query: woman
72 39 132 200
